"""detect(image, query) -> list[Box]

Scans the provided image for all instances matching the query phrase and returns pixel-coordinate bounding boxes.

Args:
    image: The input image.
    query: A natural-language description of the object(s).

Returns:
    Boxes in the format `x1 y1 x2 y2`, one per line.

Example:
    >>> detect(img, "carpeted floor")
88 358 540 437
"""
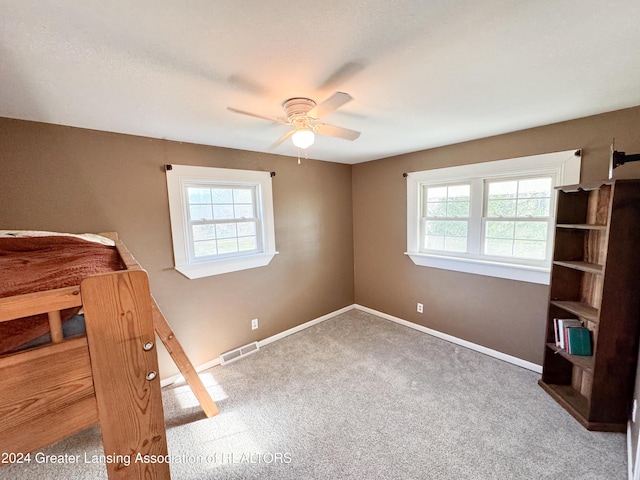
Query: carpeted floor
1 309 627 479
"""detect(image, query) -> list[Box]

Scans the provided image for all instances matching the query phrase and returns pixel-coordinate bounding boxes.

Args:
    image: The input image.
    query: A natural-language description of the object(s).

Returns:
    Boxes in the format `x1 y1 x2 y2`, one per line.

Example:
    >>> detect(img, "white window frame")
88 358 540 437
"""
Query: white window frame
406 150 581 284
166 165 278 279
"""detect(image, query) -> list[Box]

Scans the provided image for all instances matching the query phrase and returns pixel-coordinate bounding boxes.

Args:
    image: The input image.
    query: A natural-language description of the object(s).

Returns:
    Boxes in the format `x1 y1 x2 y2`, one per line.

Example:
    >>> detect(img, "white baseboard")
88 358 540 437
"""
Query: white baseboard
354 304 543 373
257 304 355 349
160 304 355 387
628 421 634 480
629 419 640 480
161 302 542 387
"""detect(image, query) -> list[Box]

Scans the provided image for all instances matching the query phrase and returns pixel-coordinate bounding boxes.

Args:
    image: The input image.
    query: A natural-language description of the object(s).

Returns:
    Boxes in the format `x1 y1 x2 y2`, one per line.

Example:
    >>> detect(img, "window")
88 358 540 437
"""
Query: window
166 165 277 279
483 177 552 261
406 150 581 284
423 184 470 253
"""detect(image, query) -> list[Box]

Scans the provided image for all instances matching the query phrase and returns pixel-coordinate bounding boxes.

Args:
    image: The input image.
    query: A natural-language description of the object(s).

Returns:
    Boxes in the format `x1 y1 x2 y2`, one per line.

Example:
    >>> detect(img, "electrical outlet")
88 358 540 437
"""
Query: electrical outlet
251 318 259 330
417 303 423 313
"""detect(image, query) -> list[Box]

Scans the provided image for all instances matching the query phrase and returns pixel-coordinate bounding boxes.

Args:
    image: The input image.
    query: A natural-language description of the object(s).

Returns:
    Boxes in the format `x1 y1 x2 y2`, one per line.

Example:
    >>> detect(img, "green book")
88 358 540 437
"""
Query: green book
566 327 592 356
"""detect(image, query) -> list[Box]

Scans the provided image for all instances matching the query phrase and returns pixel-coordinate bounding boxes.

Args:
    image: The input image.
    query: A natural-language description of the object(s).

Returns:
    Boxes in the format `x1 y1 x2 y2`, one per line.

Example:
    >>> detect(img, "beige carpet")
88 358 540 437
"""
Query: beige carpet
1 308 627 479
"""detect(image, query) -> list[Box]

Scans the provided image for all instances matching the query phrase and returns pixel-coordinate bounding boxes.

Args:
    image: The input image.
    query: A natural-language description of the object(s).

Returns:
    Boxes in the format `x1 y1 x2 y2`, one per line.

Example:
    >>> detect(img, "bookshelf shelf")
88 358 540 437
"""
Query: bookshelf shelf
556 223 607 231
540 179 640 432
549 300 598 323
552 260 603 275
545 343 594 372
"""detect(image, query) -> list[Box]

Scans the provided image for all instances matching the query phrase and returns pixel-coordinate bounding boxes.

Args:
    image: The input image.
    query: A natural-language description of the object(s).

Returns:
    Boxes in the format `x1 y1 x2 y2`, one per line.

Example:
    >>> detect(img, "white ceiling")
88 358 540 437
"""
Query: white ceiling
2 1 640 164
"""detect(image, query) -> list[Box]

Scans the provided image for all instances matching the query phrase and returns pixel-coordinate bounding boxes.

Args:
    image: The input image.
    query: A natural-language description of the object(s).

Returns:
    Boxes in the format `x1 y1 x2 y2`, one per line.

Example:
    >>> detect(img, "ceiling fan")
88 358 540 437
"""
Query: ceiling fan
228 92 361 150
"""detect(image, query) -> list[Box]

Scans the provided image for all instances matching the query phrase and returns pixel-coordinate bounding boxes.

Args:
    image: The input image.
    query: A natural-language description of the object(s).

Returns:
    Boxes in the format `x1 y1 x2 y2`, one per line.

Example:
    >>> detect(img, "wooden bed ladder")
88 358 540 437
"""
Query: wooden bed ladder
103 232 219 419
150 297 219 418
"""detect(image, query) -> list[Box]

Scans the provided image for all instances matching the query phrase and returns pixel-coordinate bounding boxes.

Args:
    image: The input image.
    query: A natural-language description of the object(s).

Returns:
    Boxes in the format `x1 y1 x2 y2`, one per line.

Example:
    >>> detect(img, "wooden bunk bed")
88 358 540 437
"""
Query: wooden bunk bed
0 232 218 479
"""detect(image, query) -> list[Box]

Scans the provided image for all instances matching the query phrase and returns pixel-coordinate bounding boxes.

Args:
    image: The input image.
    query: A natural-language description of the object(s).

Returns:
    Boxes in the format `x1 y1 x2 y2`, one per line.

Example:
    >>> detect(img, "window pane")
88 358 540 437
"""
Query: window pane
483 176 552 261
233 188 253 203
445 221 467 237
488 180 518 199
186 183 264 261
486 221 515 239
188 187 211 204
217 238 238 254
446 201 469 217
444 236 467 252
237 222 256 236
190 205 213 221
517 198 550 217
213 205 234 219
427 186 447 202
192 224 216 241
426 221 447 236
425 235 445 250
216 223 237 239
514 240 546 259
426 202 447 217
485 238 514 257
448 185 470 201
487 199 517 217
424 220 467 253
425 184 470 218
234 204 255 219
194 240 217 257
515 222 547 241
518 178 552 198
238 236 257 251
211 188 233 203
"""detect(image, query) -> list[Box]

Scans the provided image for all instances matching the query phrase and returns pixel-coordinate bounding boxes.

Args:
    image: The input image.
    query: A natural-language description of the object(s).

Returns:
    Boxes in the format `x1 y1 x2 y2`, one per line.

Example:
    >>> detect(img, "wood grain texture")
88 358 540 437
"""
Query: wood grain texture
0 286 81 322
47 310 64 343
82 270 170 480
151 297 219 418
542 179 640 431
0 337 98 454
114 240 142 271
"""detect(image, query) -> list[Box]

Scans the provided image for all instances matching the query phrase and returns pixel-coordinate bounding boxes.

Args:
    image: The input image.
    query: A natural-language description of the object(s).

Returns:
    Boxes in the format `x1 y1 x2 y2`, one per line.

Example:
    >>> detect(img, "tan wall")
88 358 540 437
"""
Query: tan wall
352 106 640 366
0 117 355 377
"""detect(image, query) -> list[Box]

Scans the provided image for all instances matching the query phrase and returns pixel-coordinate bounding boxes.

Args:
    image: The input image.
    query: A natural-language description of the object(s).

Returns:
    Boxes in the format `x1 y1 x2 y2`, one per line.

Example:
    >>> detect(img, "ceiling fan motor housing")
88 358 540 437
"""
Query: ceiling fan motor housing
283 97 317 125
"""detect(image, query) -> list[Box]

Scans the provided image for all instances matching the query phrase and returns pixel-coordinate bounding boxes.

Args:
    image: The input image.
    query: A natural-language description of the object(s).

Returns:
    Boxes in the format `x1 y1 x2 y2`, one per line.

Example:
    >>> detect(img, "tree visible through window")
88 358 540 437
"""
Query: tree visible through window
483 177 552 260
186 185 260 260
166 165 277 279
423 184 470 253
405 149 581 284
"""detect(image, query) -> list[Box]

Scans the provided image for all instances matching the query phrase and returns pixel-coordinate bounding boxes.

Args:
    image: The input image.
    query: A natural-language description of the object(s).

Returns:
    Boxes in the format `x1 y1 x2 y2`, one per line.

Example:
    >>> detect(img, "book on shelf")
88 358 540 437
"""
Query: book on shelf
566 327 592 356
554 318 583 349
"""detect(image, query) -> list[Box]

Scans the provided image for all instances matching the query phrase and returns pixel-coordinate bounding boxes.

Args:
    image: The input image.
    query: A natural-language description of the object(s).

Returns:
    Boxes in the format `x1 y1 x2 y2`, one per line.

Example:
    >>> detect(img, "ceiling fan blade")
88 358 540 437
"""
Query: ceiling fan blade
315 123 361 141
269 129 295 150
227 107 289 124
307 92 353 119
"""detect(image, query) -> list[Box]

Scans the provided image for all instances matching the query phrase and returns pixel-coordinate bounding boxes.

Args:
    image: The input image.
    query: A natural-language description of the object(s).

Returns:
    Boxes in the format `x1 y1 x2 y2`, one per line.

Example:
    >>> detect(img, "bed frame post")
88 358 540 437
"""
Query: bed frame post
81 270 170 480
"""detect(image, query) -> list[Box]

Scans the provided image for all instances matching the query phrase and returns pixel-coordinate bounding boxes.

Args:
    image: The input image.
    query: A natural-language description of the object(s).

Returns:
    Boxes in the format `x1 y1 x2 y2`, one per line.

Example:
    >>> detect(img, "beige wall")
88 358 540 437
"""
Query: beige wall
2 107 640 465
0 117 355 377
352 106 640 366
1 106 639 391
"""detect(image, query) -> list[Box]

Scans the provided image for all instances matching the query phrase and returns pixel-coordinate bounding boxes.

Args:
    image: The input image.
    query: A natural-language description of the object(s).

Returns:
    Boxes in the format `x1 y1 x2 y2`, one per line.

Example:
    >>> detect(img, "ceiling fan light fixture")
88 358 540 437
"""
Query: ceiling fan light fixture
291 128 315 149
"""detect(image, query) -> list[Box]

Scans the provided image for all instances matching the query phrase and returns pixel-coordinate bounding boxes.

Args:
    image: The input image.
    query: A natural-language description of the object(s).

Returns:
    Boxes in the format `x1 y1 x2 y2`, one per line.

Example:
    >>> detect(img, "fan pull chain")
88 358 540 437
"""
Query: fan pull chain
296 148 310 165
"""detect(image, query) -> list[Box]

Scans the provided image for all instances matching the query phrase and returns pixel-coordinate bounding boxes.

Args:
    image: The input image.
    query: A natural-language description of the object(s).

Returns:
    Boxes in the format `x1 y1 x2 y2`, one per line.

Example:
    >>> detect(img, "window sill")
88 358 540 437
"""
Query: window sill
175 252 278 279
405 252 550 285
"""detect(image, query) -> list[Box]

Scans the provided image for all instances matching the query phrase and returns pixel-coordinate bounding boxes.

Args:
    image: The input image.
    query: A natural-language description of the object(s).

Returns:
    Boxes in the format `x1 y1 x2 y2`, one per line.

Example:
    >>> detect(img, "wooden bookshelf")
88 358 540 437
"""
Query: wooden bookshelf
539 179 640 432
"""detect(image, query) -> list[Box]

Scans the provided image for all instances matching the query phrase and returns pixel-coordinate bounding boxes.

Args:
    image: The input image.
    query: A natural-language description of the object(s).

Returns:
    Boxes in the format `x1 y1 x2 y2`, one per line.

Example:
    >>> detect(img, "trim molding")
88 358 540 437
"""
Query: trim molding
354 304 543 373
160 304 355 386
161 302 543 386
628 421 634 480
257 304 355 349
